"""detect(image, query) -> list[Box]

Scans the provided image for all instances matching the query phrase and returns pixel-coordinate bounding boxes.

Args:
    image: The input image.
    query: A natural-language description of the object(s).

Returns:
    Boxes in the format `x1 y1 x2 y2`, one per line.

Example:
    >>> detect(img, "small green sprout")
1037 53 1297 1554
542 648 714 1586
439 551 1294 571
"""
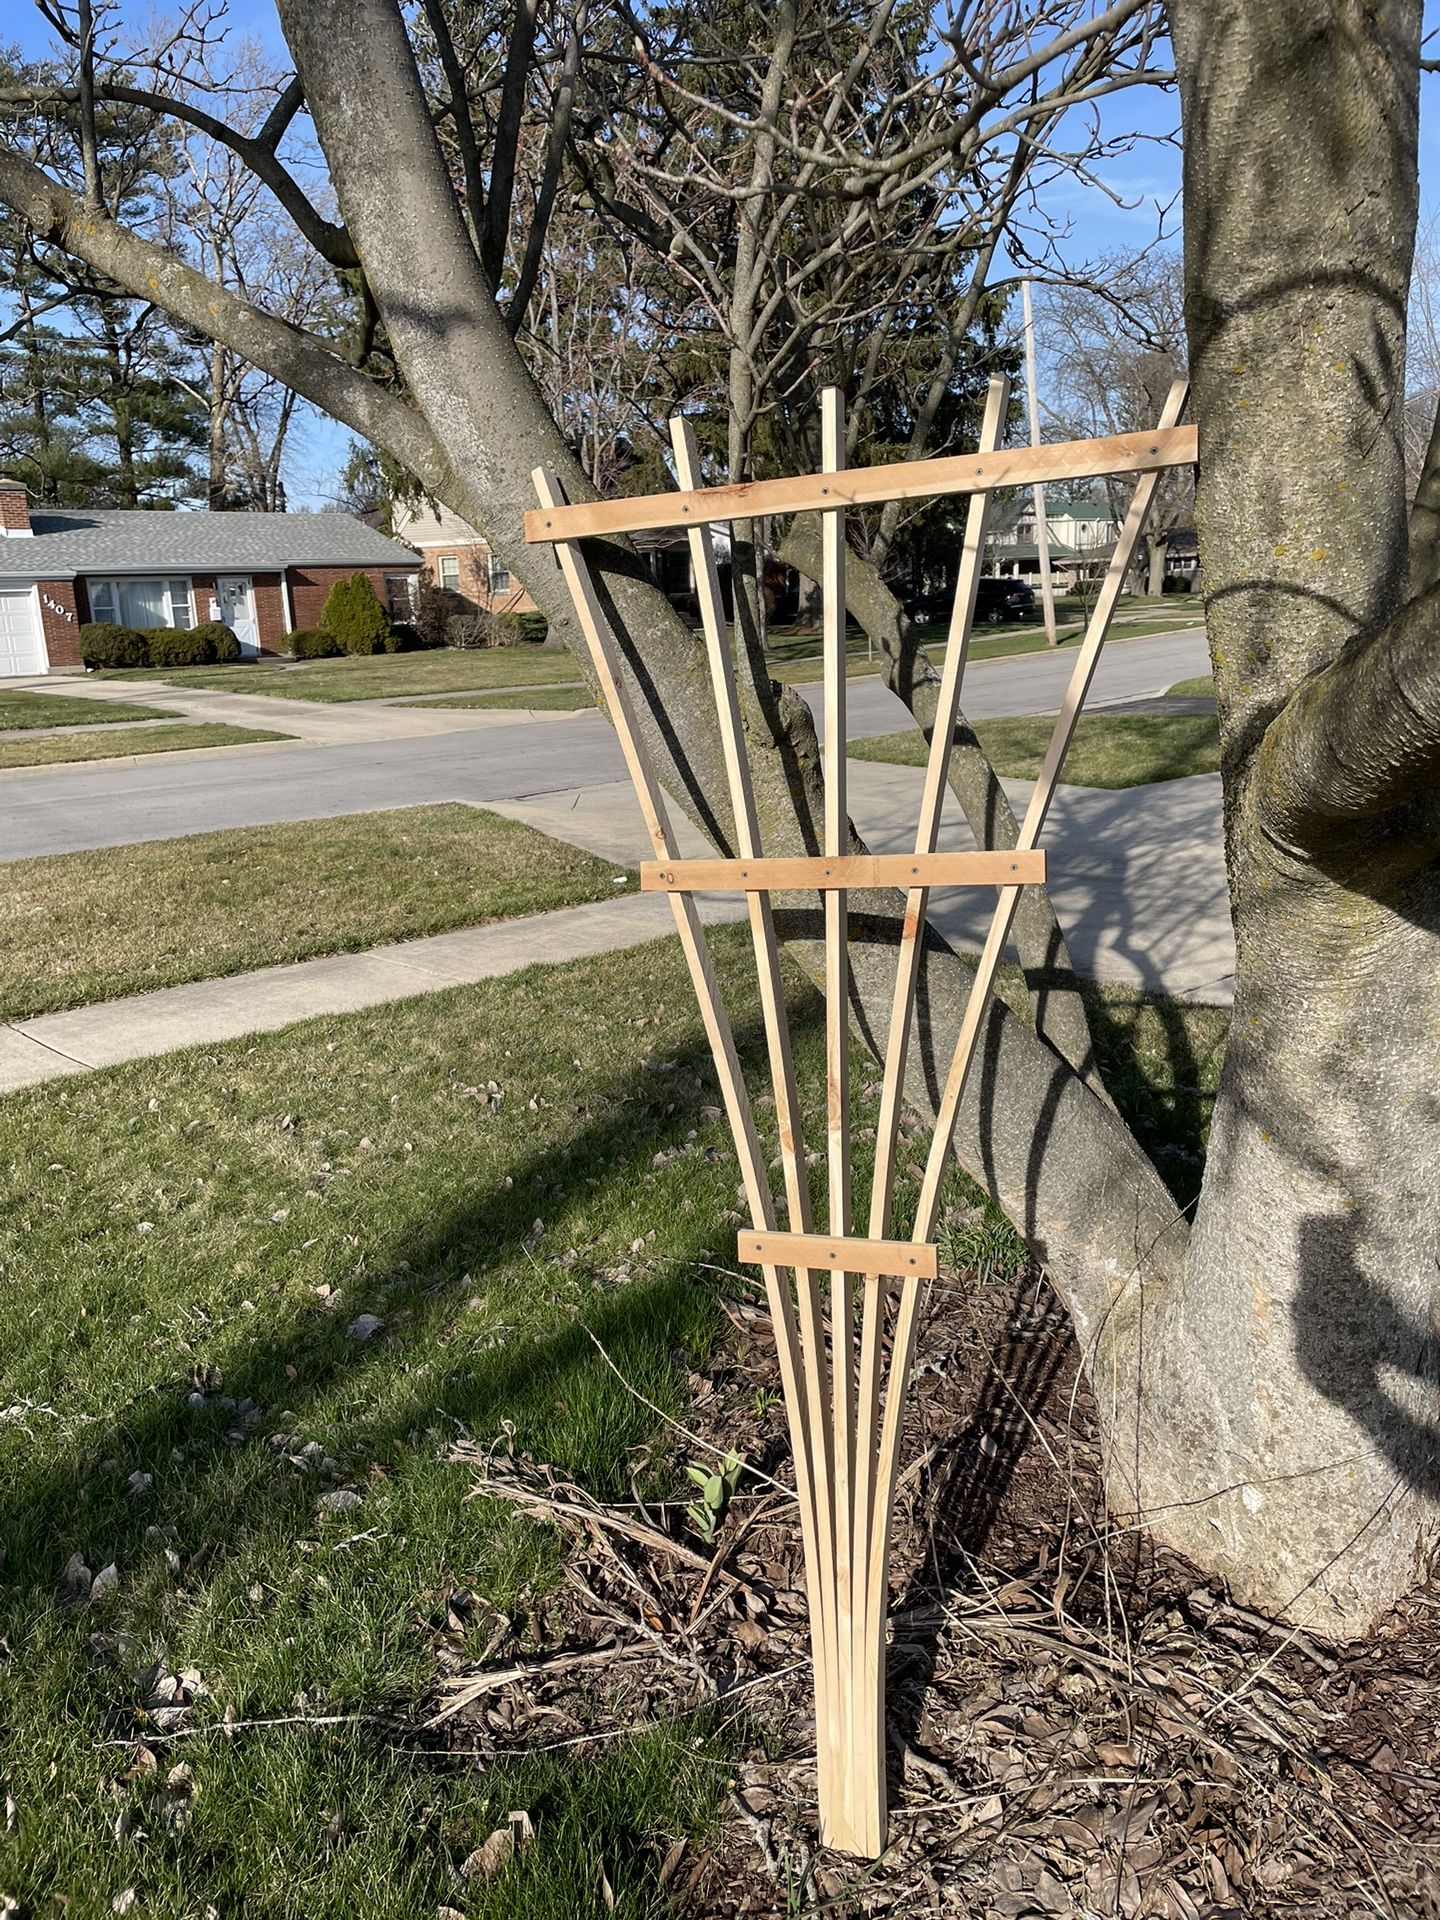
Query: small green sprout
684 1449 744 1544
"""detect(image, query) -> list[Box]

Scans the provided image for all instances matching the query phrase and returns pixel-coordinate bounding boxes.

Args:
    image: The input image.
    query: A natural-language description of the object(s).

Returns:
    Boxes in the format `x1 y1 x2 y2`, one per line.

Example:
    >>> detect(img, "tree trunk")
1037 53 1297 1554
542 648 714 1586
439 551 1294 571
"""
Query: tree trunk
1145 531 1167 597
1125 0 1439 1633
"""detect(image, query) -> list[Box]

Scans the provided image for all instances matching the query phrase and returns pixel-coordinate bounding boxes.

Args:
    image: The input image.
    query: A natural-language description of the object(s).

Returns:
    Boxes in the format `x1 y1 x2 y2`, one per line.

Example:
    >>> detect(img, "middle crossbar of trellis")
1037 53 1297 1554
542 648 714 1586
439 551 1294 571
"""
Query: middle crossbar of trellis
527 373 1190 1860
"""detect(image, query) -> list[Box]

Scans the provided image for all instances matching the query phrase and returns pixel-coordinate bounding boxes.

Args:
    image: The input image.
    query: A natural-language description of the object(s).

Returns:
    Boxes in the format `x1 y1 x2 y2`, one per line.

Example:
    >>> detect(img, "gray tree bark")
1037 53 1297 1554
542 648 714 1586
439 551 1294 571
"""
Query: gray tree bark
1125 0 1439 1630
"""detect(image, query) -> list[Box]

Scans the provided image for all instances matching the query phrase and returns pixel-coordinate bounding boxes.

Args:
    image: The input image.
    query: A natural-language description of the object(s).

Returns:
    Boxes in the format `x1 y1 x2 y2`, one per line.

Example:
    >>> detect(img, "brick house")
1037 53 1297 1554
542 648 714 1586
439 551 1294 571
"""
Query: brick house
389 497 538 615
0 476 422 675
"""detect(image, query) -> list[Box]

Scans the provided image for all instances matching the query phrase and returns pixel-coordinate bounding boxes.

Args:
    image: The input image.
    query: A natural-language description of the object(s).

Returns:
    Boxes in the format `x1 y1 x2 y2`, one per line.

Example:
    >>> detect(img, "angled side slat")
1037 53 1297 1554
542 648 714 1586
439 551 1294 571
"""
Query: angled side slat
861 381 1192 1682
530 466 827 1686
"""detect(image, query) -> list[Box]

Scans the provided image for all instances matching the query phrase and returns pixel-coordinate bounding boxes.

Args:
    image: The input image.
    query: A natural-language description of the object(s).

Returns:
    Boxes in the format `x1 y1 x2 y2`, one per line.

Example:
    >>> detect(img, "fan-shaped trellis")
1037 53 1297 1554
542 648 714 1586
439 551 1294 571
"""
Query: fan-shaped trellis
525 378 1194 1856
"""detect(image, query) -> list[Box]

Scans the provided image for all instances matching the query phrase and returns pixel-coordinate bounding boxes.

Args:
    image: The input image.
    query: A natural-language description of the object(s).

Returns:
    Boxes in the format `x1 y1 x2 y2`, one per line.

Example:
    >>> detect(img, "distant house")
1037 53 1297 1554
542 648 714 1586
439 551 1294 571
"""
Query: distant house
390 498 539 616
0 477 421 675
1162 526 1201 588
987 498 1118 586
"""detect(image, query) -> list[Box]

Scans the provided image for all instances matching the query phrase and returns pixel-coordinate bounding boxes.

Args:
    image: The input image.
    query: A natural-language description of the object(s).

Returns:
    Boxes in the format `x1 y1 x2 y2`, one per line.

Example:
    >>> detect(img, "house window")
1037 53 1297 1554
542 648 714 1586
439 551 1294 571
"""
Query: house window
487 554 510 594
385 575 417 617
437 554 461 592
88 577 193 628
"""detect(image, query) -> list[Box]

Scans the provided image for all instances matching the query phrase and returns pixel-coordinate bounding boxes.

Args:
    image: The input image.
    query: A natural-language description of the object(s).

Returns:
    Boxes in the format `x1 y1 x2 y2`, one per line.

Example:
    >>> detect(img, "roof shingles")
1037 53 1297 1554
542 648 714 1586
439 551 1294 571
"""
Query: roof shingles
0 509 419 579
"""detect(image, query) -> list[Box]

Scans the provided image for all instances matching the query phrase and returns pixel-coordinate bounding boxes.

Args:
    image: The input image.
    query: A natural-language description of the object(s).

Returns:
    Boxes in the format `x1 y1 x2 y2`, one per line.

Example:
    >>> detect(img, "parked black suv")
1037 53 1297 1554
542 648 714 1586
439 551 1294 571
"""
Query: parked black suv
904 577 1037 624
974 577 1037 622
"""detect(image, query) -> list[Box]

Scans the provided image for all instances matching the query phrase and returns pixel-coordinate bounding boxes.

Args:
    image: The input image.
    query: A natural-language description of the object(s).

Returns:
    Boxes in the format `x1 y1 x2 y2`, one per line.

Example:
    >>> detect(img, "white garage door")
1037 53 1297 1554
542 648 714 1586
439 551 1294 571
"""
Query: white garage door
0 587 47 677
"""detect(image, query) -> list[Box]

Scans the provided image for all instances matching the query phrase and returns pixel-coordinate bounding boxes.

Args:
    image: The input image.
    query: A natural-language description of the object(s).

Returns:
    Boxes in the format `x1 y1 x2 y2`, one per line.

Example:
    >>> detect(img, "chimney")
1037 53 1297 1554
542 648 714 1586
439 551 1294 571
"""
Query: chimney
0 476 32 536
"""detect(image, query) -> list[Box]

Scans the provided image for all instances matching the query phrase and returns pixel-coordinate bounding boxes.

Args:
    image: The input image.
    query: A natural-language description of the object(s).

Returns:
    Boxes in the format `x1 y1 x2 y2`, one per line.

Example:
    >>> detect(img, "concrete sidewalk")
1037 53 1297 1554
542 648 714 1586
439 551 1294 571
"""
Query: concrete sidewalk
0 887 746 1094
490 762 1235 1005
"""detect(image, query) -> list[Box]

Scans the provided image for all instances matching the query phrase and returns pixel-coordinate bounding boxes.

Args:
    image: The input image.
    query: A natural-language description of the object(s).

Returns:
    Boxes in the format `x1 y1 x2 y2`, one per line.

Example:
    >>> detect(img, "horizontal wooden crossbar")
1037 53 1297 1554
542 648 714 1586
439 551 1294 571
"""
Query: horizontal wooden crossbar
739 1230 938 1279
524 423 1197 543
641 851 1045 892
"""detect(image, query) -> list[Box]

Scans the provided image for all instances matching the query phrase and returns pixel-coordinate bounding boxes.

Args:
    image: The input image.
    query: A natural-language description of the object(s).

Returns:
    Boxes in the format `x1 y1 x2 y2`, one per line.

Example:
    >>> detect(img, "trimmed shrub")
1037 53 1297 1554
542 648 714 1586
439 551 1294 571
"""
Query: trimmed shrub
318 571 391 655
80 622 149 670
383 622 422 652
192 621 242 663
516 611 550 646
146 625 215 669
289 627 342 660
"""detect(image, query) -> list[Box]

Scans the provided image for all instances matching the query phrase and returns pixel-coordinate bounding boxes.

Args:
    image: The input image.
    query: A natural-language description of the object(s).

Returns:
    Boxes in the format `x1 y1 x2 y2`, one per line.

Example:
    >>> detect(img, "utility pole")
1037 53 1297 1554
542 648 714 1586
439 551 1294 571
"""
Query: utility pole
1022 279 1059 647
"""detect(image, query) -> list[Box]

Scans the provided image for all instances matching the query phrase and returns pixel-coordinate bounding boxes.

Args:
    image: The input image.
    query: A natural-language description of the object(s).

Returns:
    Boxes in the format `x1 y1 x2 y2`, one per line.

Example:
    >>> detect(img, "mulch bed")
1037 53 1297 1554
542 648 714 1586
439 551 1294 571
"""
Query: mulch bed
435 1264 1440 1918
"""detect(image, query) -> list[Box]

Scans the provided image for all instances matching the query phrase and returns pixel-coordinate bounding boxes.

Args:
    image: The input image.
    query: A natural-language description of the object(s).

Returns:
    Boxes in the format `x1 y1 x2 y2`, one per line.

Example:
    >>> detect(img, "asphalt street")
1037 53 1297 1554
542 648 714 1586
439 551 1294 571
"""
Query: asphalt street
0 628 1209 862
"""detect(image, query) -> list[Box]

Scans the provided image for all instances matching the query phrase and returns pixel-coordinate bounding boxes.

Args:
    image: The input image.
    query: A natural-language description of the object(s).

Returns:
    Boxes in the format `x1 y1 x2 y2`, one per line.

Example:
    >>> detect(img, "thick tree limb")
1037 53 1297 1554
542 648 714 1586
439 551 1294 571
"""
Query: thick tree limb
1256 585 1440 844
0 146 446 496
0 81 358 267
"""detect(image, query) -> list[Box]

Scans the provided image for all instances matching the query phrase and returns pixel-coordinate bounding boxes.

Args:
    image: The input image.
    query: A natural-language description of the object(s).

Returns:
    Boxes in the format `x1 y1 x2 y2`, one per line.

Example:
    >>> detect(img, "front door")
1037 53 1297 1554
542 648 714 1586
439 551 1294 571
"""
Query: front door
216 576 259 657
0 586 47 676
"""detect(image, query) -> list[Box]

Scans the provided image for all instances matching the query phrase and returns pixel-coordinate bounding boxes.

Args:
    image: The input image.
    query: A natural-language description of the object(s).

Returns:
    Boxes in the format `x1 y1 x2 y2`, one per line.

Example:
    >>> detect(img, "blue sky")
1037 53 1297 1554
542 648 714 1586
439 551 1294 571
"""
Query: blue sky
9 3 1440 503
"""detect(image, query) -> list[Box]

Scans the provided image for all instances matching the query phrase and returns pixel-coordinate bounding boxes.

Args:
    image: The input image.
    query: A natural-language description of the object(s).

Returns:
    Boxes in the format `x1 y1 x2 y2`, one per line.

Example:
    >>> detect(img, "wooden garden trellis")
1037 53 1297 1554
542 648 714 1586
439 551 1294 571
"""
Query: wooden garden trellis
525 378 1194 1858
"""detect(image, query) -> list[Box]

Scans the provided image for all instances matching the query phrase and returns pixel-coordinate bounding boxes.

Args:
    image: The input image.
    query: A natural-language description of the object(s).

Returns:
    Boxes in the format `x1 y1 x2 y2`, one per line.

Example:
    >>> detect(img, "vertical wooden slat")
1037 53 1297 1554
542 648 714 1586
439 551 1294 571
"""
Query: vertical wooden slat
865 375 1010 1241
665 422 843 1823
818 387 862 1847
861 380 1191 1673
840 376 1009 1848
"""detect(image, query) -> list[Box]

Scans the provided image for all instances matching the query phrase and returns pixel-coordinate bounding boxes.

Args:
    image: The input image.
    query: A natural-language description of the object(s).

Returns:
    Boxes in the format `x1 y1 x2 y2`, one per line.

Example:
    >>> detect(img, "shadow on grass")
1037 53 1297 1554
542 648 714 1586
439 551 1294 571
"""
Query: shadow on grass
1 995 827 1628
0 985 820 1912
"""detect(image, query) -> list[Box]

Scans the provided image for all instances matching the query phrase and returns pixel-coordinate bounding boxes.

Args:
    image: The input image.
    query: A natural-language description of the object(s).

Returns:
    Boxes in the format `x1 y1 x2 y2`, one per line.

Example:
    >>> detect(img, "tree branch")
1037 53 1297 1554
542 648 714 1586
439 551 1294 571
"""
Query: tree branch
0 143 449 498
418 0 488 258
0 80 357 267
482 0 539 287
1258 588 1440 847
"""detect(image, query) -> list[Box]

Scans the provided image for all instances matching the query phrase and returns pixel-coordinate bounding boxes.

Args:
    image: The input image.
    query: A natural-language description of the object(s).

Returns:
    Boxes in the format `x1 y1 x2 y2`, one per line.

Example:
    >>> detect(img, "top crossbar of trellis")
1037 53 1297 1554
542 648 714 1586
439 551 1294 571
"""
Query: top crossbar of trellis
523 422 1197 544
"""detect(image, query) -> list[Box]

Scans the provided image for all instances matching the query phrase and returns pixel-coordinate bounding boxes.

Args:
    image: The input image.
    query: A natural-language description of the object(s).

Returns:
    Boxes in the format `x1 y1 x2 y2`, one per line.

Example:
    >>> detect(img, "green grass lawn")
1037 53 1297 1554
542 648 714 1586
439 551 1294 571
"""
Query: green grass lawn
0 690 175 731
98 649 584 702
415 686 593 712
0 937 769 1917
0 805 631 1020
1167 674 1215 698
0 909 1228 1914
0 722 285 769
851 711 1222 788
